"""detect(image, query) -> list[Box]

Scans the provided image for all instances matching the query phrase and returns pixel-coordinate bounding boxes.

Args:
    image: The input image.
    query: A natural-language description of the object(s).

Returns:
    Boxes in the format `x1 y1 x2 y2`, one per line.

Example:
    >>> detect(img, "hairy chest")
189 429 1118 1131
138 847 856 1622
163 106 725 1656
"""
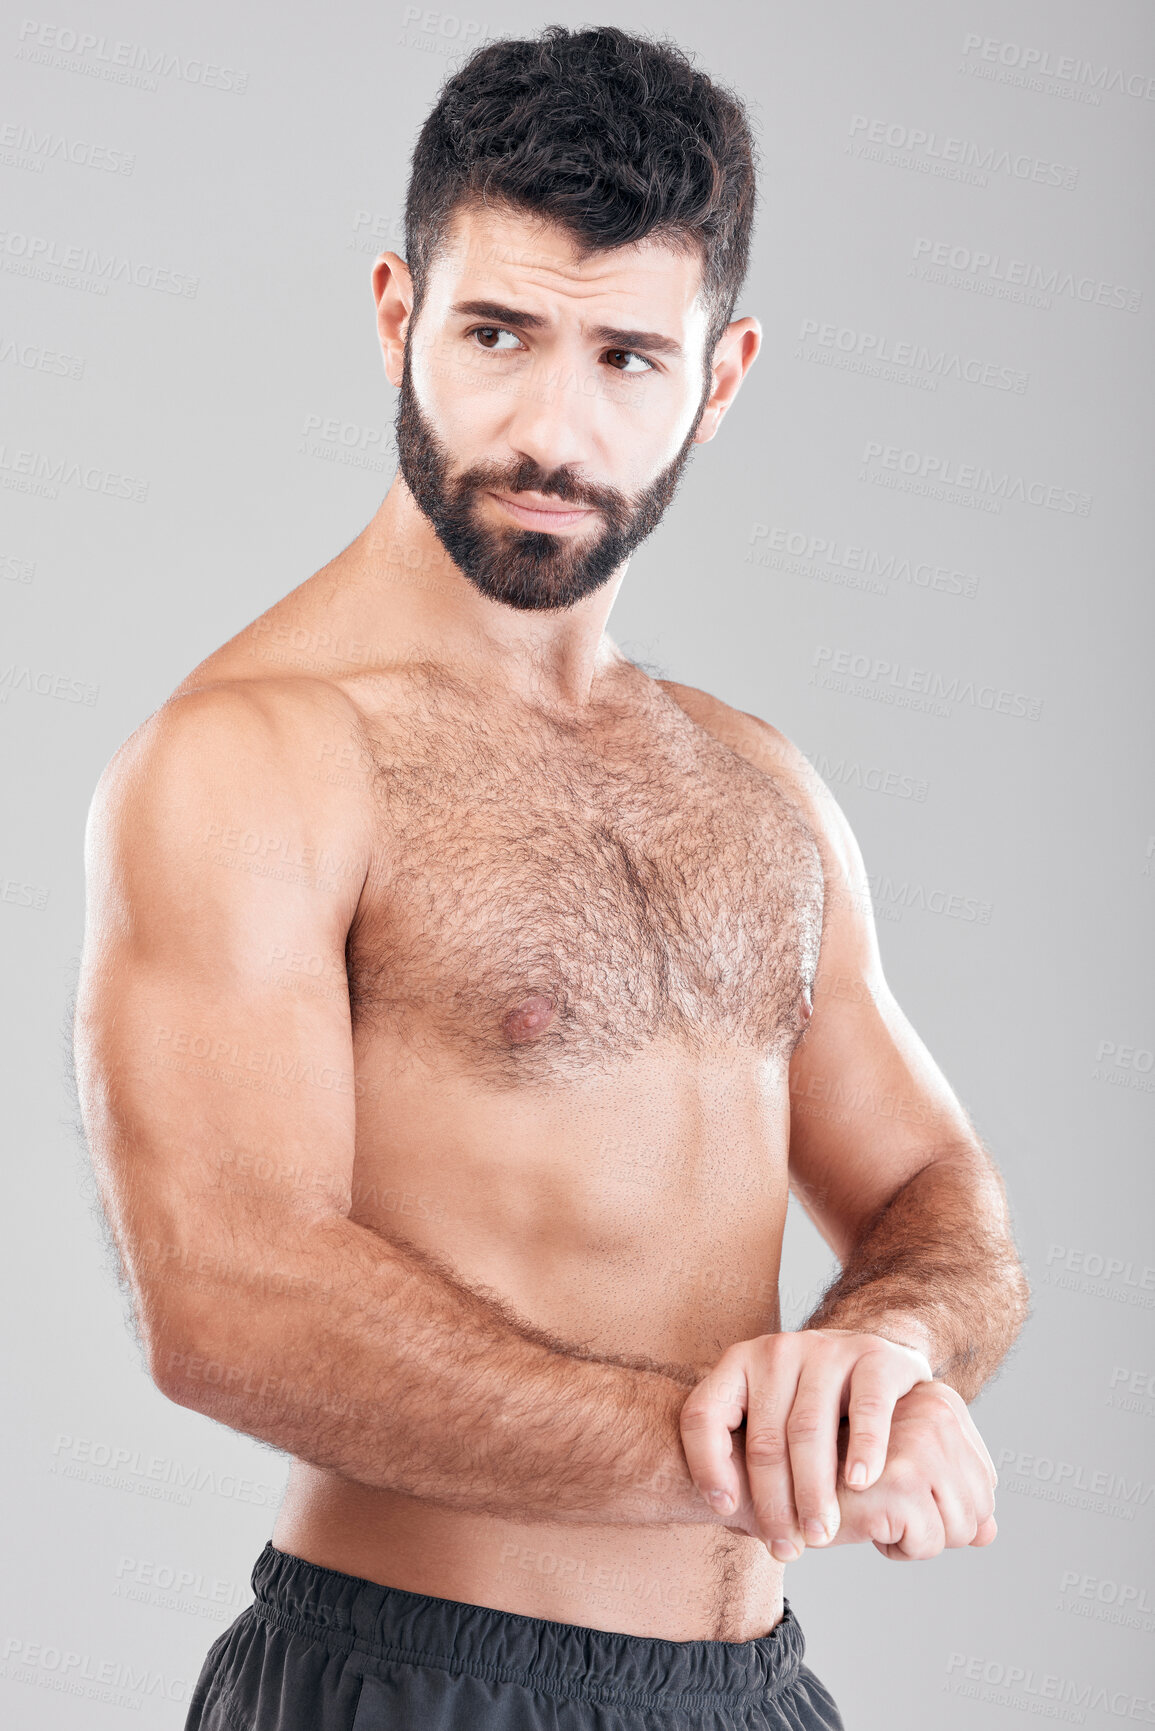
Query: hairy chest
346 690 824 1086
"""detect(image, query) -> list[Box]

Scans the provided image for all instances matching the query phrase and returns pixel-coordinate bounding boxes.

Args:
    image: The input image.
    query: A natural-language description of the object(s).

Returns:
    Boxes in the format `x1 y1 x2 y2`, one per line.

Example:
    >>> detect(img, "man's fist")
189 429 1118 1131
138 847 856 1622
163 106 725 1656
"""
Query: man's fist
828 1381 998 1559
679 1326 934 1557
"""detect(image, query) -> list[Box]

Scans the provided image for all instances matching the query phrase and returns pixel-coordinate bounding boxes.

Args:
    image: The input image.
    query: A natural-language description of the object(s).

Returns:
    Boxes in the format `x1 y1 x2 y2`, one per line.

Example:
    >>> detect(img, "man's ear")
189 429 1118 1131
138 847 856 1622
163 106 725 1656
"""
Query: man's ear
372 252 414 387
693 316 762 443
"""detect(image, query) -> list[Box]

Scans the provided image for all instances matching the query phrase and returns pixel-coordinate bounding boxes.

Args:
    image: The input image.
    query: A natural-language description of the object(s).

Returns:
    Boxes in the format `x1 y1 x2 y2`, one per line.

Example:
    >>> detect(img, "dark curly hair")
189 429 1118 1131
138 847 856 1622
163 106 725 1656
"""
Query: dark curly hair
403 23 760 365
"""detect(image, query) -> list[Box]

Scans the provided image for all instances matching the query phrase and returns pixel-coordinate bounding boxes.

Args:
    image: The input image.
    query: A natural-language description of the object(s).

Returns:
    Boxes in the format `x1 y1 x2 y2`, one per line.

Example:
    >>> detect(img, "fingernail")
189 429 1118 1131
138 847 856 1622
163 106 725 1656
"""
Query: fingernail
771 1540 801 1562
803 1519 828 1543
847 1462 867 1488
706 1489 735 1514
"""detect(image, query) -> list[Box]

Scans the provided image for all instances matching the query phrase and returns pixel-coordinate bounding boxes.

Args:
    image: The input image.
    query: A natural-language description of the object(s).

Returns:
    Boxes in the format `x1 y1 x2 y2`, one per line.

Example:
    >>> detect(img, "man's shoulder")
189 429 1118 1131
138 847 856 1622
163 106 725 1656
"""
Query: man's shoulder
89 672 378 895
656 677 856 870
102 671 369 792
657 677 811 790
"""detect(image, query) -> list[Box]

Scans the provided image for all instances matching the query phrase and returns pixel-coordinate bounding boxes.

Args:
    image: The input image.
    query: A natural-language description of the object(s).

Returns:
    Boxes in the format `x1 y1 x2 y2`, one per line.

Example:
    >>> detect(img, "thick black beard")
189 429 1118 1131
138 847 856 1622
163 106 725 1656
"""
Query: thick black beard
393 339 710 612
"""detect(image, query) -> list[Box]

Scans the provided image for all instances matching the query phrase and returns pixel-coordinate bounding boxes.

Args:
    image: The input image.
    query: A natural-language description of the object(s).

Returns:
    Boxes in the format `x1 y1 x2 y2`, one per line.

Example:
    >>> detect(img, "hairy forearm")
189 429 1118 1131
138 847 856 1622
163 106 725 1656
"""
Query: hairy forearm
153 1213 719 1528
800 1152 1030 1399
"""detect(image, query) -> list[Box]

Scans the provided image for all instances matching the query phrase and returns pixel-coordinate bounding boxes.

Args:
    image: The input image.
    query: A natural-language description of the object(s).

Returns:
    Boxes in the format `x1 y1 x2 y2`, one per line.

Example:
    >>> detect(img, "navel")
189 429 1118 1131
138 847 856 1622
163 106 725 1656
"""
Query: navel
501 992 556 1044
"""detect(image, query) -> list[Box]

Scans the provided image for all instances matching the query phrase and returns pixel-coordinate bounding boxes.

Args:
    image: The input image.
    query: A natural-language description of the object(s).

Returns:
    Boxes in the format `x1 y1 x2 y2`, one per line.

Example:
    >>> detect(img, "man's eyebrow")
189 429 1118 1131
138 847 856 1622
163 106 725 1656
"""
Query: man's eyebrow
448 299 683 358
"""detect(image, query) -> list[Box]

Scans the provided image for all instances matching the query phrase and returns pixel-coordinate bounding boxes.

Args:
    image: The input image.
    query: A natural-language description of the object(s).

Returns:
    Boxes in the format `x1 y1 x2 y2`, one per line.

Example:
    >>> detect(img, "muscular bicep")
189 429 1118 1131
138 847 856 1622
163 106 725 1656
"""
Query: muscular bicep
73 682 374 1379
782 765 981 1258
788 967 980 1259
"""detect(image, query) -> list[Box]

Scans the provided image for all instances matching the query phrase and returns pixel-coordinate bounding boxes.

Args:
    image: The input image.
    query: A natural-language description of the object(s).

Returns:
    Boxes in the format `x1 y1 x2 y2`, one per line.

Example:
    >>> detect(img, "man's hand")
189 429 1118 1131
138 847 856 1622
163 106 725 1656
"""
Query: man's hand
826 1381 998 1559
679 1327 932 1558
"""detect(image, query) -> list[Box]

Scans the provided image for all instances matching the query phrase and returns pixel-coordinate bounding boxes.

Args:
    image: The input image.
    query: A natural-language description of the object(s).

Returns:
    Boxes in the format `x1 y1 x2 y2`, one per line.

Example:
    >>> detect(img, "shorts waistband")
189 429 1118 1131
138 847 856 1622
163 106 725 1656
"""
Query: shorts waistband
251 1542 806 1710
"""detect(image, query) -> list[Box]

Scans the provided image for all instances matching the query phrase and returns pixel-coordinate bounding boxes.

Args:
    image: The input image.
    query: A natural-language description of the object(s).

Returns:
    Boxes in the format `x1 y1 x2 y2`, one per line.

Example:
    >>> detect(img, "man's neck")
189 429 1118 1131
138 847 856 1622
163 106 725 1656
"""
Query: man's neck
316 477 628 712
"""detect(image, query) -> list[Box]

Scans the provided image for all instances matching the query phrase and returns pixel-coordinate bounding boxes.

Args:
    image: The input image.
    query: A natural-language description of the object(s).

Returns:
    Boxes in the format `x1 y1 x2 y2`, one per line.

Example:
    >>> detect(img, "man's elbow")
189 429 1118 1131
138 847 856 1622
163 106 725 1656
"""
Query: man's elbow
1002 1247 1032 1341
149 1335 208 1406
142 1289 237 1412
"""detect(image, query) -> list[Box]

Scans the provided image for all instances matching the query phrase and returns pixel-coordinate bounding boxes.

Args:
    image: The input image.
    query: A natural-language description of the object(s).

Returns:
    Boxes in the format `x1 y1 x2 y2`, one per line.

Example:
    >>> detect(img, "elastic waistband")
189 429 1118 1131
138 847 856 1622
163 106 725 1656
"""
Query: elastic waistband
251 1543 806 1711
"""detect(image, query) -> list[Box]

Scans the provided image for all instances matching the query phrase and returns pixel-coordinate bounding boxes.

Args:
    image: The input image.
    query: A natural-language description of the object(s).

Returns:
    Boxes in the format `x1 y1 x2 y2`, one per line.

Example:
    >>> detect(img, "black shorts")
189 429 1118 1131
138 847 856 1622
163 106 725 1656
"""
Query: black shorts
183 1541 844 1729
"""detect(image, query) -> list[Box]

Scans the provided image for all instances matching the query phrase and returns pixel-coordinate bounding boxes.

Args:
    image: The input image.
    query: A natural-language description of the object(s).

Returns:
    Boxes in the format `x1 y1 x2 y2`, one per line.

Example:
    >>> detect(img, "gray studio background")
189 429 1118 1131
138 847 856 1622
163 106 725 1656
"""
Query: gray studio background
3 0 1153 1725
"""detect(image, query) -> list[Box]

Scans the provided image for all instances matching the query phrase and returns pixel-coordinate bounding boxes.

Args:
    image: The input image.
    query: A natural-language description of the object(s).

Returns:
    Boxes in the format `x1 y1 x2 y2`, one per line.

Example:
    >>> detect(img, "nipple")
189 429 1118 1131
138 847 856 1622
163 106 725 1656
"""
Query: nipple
501 993 556 1044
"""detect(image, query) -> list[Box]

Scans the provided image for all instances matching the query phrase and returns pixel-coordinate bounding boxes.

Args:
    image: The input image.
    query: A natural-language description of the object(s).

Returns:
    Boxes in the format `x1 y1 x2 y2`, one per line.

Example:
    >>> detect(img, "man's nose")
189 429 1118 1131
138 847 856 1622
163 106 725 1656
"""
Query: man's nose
501 369 603 478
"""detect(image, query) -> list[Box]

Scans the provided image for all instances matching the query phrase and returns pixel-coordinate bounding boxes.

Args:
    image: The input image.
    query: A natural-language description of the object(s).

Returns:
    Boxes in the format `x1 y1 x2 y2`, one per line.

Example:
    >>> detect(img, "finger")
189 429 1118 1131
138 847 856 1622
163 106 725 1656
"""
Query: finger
720 1446 764 1539
924 1381 1000 1509
951 1422 999 1529
945 1391 999 1486
844 1349 925 1491
970 1515 998 1548
870 1504 910 1560
863 1460 945 1562
743 1350 805 1558
679 1359 749 1516
785 1359 844 1546
933 1482 982 1550
889 1496 946 1562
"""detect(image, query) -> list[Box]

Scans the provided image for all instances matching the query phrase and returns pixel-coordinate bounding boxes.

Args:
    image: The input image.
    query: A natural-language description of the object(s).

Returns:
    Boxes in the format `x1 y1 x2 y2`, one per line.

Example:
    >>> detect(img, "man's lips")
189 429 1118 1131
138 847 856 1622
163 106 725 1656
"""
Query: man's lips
488 491 597 531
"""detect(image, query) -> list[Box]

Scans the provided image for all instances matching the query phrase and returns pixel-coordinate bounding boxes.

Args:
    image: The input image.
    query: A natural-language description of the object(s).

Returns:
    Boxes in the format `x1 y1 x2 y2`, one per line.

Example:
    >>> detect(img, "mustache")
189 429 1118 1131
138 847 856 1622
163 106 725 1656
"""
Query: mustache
451 459 629 523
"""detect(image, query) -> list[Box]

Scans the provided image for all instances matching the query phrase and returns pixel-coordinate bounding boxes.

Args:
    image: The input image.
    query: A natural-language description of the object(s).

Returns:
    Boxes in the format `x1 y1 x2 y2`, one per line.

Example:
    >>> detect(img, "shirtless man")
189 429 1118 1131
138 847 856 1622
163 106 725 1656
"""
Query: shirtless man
73 24 1028 1731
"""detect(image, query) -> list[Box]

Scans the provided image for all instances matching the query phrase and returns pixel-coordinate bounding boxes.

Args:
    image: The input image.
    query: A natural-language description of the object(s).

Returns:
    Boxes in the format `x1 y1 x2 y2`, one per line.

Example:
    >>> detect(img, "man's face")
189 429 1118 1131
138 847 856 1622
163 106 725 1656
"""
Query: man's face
393 203 716 612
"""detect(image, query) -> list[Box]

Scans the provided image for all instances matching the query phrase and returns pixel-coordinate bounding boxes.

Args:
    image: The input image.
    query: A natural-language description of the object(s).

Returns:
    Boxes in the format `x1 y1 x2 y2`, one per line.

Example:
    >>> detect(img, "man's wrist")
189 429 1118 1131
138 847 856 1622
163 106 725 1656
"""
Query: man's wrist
804 1315 937 1375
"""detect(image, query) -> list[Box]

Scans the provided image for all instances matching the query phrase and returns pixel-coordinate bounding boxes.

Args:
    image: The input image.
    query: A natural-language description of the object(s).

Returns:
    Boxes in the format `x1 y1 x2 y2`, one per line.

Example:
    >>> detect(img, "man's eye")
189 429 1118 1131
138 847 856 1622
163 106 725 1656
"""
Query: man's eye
604 349 653 374
466 329 652 373
469 326 521 350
